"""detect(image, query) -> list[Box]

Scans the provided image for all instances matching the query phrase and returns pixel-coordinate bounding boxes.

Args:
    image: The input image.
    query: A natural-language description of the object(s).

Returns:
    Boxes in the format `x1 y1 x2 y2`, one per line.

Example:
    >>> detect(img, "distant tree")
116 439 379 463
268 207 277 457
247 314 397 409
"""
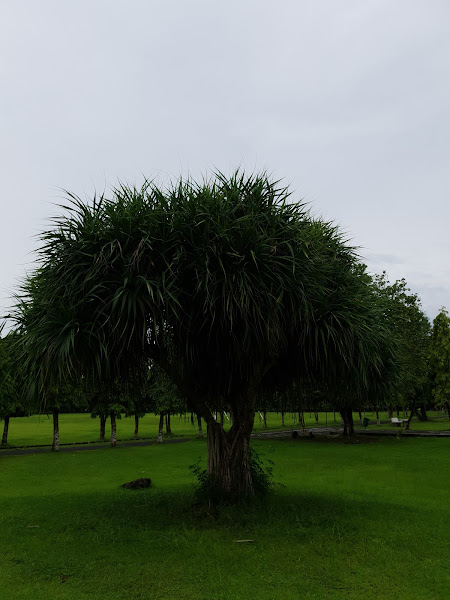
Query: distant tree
0 332 27 446
89 395 109 442
429 308 450 418
0 335 16 445
123 374 151 439
147 365 186 442
372 273 430 428
88 382 127 447
313 268 401 436
44 381 86 451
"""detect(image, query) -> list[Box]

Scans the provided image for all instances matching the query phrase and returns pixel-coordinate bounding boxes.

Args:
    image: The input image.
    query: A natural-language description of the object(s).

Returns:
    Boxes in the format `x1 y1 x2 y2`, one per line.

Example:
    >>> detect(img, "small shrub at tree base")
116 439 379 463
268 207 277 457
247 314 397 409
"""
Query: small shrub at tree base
190 446 277 506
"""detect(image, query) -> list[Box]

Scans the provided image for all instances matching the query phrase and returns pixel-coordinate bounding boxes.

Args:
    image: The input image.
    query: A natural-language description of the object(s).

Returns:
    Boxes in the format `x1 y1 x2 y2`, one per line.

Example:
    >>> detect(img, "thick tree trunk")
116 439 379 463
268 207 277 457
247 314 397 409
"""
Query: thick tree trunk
2 416 10 446
387 405 393 419
52 409 60 451
110 412 117 447
314 411 319 424
197 413 203 437
99 414 107 441
134 414 139 438
152 351 260 501
206 417 254 499
157 413 164 443
281 411 285 427
165 411 172 435
358 410 363 426
340 408 354 436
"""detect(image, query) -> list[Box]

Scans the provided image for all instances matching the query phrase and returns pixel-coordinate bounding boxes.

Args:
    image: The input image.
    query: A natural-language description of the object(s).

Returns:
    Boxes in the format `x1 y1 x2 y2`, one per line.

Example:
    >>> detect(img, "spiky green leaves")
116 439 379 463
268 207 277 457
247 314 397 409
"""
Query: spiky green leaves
13 171 395 405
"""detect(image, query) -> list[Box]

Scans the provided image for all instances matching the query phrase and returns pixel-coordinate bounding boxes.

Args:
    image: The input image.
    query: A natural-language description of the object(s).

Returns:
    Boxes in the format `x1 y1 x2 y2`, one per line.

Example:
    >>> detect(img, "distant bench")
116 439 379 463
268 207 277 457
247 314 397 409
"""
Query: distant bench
391 417 408 427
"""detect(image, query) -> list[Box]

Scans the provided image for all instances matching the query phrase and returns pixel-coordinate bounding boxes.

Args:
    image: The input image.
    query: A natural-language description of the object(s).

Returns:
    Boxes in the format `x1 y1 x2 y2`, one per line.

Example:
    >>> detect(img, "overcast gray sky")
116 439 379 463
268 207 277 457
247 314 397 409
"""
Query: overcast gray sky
1 0 449 325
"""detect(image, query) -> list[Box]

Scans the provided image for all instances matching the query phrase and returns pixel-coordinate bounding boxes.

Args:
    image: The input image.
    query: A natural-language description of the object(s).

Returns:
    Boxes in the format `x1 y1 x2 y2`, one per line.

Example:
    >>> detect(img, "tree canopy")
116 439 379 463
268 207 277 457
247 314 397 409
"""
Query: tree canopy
13 171 397 499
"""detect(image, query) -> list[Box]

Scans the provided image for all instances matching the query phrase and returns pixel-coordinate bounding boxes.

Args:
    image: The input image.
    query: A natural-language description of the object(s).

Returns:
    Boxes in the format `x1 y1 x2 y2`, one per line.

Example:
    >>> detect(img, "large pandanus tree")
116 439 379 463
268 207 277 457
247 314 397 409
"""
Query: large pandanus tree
13 171 393 500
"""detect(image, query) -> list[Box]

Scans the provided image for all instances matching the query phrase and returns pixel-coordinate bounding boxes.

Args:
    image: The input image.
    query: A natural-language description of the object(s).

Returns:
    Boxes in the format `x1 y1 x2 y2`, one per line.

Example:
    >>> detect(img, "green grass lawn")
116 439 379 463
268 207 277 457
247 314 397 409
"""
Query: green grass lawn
2 410 449 448
0 436 449 599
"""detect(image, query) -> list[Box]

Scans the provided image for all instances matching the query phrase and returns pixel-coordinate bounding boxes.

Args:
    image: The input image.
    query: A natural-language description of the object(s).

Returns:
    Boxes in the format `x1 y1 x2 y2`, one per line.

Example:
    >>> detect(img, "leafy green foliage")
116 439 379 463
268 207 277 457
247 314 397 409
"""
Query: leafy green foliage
147 364 187 417
429 308 450 413
13 171 393 406
372 273 430 407
0 333 27 420
0 336 14 419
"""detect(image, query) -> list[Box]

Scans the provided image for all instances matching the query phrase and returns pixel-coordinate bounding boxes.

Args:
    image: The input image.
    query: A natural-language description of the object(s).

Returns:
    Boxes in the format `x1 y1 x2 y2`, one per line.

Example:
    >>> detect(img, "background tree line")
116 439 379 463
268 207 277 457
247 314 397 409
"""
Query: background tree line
2 275 448 444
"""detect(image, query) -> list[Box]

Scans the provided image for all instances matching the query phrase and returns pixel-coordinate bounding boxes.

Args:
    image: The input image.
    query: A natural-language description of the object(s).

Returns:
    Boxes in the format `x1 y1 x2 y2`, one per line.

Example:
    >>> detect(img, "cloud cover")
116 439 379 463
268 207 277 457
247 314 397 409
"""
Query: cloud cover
1 0 449 323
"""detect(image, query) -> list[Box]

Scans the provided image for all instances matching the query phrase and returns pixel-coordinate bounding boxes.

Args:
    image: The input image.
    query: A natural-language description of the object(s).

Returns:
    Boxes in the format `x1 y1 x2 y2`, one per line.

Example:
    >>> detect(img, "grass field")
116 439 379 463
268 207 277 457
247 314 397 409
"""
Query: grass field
1 436 449 599
2 410 449 448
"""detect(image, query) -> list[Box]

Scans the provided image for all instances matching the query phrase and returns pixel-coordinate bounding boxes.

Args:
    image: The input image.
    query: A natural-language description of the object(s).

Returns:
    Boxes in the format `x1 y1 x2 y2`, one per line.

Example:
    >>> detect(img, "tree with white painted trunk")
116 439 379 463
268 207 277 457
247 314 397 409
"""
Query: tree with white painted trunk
44 383 86 451
88 384 126 447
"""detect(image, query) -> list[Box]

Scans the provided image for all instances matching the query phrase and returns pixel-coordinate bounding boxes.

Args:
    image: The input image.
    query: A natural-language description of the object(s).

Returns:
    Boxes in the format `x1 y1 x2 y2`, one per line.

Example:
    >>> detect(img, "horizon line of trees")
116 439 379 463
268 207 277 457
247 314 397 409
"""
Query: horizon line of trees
2 291 449 448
